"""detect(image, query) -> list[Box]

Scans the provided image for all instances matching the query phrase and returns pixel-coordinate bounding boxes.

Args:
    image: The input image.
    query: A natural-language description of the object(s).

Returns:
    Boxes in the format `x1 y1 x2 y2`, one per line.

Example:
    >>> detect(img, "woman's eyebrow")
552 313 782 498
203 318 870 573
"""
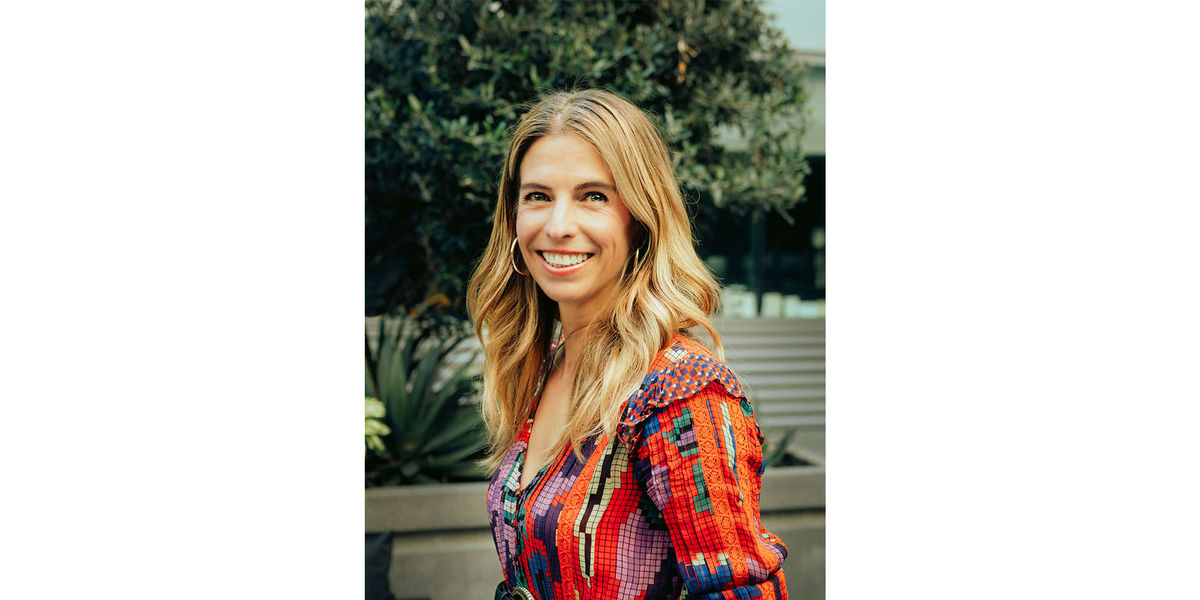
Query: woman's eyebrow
576 182 616 192
519 181 616 192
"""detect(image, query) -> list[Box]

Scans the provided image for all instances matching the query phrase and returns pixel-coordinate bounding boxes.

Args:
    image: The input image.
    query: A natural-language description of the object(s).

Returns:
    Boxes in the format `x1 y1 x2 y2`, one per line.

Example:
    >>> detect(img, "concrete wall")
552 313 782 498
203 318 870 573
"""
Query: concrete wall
366 466 823 600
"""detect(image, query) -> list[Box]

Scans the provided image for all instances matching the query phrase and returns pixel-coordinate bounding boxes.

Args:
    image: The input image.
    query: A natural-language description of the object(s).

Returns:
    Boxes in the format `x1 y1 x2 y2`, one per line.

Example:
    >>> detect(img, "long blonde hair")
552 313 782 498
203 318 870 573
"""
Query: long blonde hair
467 89 722 472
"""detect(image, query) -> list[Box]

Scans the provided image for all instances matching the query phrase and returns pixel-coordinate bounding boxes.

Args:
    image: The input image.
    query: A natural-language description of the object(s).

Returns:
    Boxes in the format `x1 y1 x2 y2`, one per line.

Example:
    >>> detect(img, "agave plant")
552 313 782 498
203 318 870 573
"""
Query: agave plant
365 315 488 486
763 426 800 468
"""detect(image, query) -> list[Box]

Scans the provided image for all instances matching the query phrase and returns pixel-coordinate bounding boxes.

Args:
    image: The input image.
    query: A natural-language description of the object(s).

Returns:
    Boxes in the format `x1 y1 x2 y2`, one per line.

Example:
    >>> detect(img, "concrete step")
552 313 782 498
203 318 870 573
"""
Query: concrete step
725 343 824 356
715 331 820 345
728 360 826 376
726 348 826 363
723 346 826 361
717 319 826 449
757 414 826 427
758 402 825 416
752 387 825 403
756 402 826 428
712 317 825 333
737 372 826 388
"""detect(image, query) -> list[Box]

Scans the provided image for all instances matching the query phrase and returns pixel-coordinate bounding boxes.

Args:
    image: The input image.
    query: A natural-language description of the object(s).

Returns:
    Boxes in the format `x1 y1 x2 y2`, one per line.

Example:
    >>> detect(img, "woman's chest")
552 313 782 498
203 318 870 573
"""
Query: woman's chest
520 376 571 489
485 434 677 599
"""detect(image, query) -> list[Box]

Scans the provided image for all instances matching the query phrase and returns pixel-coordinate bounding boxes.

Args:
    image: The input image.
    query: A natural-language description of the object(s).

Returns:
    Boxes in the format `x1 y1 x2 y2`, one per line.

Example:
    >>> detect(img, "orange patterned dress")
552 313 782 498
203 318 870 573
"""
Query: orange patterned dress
485 334 789 599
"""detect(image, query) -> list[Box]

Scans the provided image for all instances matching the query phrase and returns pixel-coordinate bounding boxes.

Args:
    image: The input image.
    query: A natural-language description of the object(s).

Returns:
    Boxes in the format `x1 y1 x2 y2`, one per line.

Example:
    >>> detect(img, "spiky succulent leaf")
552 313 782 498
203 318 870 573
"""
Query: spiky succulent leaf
365 314 486 485
764 427 798 467
421 407 484 454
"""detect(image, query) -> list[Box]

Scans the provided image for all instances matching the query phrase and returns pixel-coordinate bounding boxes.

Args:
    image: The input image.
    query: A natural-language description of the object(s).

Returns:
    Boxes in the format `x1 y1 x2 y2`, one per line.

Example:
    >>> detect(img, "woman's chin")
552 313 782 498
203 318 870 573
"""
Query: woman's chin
533 284 591 309
536 287 581 306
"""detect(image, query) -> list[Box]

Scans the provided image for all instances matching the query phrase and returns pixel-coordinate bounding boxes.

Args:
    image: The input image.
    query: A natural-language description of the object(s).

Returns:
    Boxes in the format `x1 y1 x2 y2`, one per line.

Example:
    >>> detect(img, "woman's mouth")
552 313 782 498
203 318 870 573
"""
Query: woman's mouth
538 251 594 273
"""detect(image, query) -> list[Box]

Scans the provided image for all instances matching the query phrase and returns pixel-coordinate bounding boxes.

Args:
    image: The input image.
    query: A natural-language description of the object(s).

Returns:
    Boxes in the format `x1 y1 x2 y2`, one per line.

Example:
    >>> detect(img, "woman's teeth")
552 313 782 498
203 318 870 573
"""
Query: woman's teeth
541 252 591 267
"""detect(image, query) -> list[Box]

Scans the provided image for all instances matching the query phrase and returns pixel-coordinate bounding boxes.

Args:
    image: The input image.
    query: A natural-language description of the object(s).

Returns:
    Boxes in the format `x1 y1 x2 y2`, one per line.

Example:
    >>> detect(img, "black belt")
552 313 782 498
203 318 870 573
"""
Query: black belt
494 581 535 600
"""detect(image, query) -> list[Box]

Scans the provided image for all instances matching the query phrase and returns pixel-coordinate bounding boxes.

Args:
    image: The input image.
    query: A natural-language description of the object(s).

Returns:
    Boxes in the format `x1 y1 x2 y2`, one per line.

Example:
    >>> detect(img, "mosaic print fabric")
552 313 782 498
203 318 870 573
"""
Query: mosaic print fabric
486 335 788 599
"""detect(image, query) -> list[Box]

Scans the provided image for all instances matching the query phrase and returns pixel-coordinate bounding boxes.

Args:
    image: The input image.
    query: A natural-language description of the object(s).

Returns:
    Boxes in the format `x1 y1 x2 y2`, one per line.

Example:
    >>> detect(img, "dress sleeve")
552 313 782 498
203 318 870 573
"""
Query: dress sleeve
633 381 789 599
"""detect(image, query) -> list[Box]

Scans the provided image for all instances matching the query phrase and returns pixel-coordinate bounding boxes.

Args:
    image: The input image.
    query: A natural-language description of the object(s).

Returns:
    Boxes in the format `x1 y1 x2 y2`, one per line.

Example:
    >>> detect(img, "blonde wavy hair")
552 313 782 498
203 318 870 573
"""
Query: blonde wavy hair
467 89 723 473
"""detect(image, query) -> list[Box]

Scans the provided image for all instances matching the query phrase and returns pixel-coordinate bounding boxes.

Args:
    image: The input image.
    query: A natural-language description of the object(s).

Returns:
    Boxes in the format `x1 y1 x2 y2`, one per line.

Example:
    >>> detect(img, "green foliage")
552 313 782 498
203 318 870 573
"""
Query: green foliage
365 396 391 455
366 0 810 315
365 314 488 486
763 426 799 468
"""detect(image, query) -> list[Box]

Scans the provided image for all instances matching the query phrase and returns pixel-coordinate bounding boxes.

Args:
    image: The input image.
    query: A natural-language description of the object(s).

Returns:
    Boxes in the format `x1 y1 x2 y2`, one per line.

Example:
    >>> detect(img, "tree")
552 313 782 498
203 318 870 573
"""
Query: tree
366 0 810 316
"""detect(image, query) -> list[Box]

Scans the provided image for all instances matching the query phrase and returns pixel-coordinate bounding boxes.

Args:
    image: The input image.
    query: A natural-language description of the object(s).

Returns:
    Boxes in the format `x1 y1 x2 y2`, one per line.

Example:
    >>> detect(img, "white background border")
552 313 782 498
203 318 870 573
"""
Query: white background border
2 1 1198 597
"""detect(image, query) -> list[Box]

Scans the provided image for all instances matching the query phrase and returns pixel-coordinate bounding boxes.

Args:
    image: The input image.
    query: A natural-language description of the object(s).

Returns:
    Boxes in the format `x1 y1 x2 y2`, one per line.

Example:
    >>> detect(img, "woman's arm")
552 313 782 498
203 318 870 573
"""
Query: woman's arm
633 382 789 599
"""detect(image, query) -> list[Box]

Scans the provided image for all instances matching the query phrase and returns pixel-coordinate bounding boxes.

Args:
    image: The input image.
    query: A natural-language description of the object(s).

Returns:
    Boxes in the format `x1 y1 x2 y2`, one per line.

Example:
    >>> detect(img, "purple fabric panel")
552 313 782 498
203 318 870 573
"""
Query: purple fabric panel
528 449 587 582
646 463 672 507
614 505 673 599
487 436 526 580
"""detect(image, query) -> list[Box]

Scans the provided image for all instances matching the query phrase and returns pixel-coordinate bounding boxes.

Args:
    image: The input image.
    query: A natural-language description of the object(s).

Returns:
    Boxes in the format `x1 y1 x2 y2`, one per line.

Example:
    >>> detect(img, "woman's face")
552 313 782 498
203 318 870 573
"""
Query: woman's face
515 134 638 323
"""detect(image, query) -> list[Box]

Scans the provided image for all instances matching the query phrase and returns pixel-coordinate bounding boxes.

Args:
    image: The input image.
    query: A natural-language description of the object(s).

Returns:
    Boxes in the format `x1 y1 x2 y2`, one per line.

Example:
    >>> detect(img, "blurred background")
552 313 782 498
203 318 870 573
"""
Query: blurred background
364 1 825 598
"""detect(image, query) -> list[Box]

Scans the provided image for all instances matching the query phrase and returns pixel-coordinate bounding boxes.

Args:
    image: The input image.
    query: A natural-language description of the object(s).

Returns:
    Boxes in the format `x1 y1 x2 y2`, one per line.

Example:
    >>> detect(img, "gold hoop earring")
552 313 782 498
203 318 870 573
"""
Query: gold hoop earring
510 238 527 276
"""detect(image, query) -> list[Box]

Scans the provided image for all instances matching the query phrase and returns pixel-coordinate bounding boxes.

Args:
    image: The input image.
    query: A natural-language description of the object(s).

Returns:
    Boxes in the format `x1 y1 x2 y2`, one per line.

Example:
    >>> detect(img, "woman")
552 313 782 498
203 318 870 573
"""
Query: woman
467 89 788 600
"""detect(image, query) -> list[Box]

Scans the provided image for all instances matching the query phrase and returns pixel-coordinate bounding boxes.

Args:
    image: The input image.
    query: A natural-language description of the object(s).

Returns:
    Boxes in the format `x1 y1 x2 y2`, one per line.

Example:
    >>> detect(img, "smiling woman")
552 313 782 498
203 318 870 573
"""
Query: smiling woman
515 134 639 340
467 89 788 600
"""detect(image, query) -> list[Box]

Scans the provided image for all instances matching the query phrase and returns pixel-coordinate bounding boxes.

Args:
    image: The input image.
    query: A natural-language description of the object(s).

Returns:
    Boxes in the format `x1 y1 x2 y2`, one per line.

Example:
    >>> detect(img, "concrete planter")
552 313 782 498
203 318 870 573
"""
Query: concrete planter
758 464 826 600
365 465 824 600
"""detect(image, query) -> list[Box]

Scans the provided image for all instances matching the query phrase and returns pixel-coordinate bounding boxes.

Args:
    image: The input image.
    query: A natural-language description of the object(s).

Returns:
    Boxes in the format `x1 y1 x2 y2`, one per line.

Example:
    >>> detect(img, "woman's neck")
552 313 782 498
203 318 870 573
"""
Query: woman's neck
555 304 602 375
554 320 588 375
555 286 618 353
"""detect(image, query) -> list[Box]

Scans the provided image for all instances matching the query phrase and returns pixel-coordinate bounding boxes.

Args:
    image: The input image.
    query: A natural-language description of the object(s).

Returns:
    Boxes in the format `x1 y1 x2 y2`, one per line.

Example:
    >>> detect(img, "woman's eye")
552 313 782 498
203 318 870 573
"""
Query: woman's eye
522 192 549 202
584 191 608 202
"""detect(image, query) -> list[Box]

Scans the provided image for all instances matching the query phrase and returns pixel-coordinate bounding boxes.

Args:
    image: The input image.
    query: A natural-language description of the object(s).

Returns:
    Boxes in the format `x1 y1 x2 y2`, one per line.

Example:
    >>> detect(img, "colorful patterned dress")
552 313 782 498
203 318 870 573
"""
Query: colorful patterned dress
485 334 789 599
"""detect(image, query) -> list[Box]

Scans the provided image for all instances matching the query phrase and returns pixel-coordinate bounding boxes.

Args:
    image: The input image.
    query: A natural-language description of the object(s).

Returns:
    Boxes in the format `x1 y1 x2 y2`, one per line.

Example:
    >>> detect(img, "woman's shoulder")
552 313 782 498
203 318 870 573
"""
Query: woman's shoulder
615 333 749 448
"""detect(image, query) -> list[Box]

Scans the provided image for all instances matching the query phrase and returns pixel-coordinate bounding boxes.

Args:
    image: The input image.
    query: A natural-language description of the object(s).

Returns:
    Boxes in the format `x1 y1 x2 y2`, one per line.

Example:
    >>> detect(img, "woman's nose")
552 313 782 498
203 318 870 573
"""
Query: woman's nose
544 198 578 238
